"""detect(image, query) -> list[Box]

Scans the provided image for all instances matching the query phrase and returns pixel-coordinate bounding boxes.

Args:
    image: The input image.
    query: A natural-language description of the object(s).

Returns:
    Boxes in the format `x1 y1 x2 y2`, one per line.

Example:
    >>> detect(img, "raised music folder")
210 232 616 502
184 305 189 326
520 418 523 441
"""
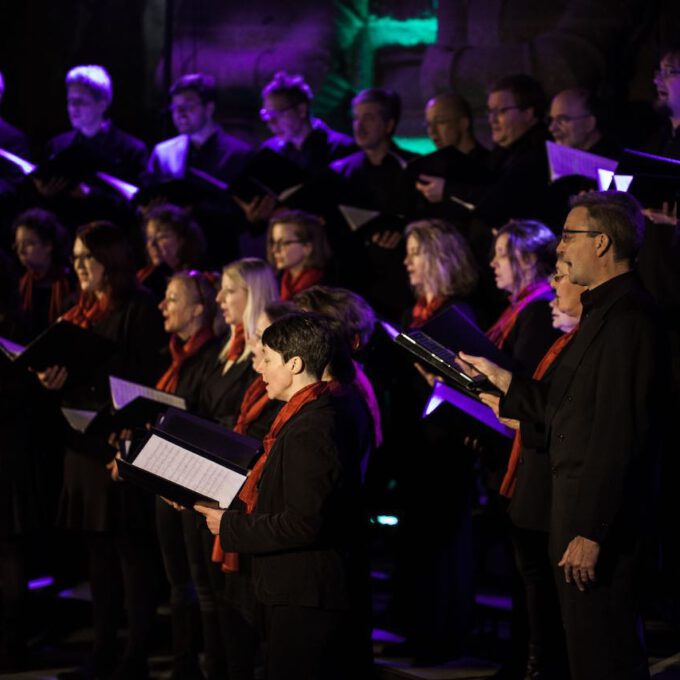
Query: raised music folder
117 408 261 509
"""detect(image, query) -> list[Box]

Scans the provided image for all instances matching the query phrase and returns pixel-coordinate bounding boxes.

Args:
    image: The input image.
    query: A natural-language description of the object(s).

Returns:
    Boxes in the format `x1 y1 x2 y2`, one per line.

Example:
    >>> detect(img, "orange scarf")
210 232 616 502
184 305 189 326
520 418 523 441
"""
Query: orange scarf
155 327 214 394
225 323 246 363
233 375 270 435
19 269 72 324
409 296 445 329
486 281 553 349
136 263 157 283
499 327 577 498
280 267 324 301
213 380 331 572
61 293 110 329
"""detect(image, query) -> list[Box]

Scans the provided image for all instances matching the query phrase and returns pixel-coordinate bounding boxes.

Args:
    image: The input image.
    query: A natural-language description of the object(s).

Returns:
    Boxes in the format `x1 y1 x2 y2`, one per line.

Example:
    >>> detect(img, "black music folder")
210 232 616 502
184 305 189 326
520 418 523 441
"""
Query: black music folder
0 321 115 385
133 171 226 207
117 409 260 509
610 148 680 207
227 148 307 204
406 146 492 185
61 375 187 435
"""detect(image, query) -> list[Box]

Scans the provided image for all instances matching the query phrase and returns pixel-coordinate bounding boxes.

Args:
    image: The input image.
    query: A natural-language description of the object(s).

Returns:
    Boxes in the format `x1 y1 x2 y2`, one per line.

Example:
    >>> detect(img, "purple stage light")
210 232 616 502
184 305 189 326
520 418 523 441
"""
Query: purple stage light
28 575 55 590
475 593 512 611
372 628 406 644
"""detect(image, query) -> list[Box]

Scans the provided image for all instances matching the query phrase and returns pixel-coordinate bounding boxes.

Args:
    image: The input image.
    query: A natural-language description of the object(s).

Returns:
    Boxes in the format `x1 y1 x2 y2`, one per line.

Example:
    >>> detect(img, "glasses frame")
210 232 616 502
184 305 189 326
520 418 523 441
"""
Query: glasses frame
559 228 603 243
269 238 305 251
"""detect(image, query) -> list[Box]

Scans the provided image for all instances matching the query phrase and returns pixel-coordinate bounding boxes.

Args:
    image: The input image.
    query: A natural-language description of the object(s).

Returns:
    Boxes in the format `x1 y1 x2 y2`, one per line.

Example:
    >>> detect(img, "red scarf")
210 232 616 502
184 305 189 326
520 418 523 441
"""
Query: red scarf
353 361 383 448
61 293 110 329
486 281 553 349
233 375 270 435
136 263 157 283
155 326 214 395
280 267 324 301
409 296 445 329
213 380 331 572
225 323 246 363
19 269 72 324
500 327 577 498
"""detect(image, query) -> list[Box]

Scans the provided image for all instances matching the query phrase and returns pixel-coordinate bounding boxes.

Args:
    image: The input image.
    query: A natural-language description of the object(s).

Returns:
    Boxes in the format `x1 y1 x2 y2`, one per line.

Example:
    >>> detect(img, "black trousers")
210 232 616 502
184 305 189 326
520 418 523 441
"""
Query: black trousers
262 604 352 680
552 537 649 680
512 525 567 674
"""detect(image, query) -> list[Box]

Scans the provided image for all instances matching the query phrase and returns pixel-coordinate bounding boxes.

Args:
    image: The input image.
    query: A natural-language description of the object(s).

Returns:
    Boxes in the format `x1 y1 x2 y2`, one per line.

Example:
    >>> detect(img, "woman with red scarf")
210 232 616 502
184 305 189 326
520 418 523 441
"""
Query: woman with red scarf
12 208 74 339
198 258 278 427
136 204 206 303
196 313 370 680
266 210 330 301
392 219 481 663
153 271 226 680
36 221 166 680
487 220 561 372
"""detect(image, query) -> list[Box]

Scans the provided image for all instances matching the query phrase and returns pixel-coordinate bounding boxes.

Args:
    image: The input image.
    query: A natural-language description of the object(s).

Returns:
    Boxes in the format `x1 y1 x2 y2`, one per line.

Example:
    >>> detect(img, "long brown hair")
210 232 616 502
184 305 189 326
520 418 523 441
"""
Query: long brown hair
75 221 137 303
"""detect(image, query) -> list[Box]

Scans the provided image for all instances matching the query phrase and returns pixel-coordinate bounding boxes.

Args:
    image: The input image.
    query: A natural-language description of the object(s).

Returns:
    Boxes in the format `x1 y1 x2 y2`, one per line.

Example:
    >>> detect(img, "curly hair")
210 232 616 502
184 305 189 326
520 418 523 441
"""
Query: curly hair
404 219 479 299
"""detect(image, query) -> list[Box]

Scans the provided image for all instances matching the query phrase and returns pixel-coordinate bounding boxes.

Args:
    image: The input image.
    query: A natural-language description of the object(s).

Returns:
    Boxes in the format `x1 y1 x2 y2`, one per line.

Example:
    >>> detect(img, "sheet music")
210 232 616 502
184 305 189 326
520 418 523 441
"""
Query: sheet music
546 141 618 182
0 336 26 358
339 204 381 232
0 147 36 175
109 376 186 411
134 434 247 508
61 407 98 433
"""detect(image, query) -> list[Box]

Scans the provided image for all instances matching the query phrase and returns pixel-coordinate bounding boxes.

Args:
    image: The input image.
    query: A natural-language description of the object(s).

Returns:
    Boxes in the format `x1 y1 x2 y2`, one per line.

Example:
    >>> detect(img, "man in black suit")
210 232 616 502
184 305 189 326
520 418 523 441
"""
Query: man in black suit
195 313 370 680
465 191 668 680
147 73 253 266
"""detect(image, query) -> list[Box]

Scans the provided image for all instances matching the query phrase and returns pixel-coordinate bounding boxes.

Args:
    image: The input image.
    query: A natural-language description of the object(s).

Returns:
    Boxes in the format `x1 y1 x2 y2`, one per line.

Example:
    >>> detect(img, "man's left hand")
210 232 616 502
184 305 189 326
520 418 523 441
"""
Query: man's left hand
194 504 225 535
558 535 600 591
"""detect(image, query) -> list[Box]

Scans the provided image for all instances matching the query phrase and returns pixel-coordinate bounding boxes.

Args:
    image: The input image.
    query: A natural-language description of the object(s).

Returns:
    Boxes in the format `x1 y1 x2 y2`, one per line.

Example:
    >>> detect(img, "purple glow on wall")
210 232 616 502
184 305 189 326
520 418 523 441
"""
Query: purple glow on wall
28 576 55 590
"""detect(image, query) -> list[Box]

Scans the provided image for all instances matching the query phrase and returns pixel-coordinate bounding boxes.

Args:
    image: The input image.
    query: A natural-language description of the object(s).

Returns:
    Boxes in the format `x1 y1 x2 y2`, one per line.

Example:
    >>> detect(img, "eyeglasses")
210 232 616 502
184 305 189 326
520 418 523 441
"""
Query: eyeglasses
486 105 521 118
260 104 297 123
67 97 97 108
559 228 602 243
269 239 304 251
655 67 680 80
548 113 591 126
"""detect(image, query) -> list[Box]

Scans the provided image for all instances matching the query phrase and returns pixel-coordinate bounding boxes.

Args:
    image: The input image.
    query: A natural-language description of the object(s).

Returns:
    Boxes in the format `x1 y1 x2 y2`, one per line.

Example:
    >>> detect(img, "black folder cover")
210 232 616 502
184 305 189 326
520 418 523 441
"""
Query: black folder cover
420 305 514 370
614 148 680 207
157 407 263 470
227 148 307 203
6 320 115 384
406 146 492 184
117 417 259 509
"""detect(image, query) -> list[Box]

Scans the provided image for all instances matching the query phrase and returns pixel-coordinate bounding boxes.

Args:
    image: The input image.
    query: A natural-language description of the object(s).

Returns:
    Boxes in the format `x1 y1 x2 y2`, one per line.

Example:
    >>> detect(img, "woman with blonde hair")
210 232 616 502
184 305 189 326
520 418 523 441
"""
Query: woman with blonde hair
200 257 278 426
403 218 478 327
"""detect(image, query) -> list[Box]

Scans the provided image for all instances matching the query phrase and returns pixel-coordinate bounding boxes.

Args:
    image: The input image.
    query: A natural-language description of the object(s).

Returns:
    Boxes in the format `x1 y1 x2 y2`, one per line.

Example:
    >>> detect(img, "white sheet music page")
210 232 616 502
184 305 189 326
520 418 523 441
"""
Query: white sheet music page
133 434 247 509
546 141 618 182
109 376 186 411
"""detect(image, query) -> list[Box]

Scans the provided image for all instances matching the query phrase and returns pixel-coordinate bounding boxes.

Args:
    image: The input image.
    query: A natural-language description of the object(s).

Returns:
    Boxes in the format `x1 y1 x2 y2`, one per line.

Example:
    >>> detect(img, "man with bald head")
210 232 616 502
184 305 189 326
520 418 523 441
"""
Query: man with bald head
416 92 488 204
548 88 620 158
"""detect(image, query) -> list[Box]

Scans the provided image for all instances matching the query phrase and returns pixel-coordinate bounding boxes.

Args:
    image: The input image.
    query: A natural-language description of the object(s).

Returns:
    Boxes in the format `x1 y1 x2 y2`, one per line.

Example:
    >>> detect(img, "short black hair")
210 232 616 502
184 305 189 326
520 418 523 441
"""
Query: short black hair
352 88 401 128
169 73 217 105
569 191 644 263
261 312 333 380
489 73 548 120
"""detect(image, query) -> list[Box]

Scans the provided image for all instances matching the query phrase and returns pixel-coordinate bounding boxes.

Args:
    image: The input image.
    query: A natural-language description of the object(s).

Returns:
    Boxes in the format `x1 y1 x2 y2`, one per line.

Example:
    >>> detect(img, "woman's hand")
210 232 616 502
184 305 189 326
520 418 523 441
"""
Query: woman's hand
414 362 440 388
106 451 123 482
35 365 68 390
458 353 513 395
194 504 225 535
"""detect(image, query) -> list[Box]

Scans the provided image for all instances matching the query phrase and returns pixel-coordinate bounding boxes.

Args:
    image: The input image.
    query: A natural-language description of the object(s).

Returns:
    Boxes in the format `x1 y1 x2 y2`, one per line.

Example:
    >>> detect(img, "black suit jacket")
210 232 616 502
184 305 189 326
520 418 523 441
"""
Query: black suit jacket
502 272 668 557
218 393 365 610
